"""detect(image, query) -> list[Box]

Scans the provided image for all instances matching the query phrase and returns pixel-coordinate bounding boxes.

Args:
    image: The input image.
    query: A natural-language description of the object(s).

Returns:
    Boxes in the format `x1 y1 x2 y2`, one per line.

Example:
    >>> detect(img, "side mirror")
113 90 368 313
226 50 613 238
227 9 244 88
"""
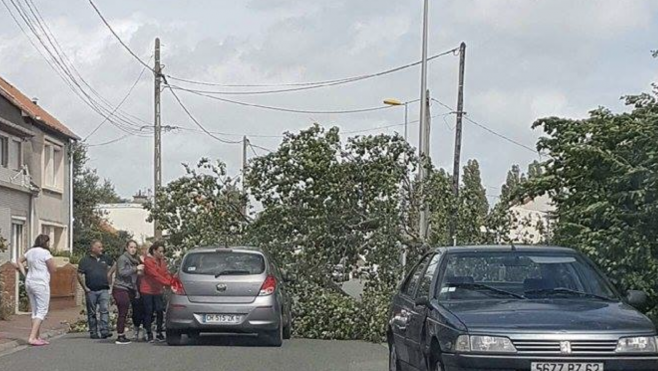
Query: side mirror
626 290 647 306
414 296 430 307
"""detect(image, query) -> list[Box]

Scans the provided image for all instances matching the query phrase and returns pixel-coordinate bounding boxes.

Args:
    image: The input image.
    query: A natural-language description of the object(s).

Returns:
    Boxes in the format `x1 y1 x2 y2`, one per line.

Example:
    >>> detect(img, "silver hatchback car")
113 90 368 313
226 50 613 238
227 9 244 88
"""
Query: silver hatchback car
165 246 292 346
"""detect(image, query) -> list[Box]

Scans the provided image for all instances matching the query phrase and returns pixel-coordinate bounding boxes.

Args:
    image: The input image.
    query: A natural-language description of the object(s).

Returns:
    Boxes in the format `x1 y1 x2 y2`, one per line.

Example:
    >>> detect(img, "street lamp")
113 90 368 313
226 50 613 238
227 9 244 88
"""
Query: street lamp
383 99 409 142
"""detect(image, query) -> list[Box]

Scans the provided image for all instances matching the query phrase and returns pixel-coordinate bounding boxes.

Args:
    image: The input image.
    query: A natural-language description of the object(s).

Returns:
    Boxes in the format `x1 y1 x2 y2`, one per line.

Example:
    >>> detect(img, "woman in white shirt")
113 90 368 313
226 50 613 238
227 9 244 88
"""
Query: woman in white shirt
14 234 57 346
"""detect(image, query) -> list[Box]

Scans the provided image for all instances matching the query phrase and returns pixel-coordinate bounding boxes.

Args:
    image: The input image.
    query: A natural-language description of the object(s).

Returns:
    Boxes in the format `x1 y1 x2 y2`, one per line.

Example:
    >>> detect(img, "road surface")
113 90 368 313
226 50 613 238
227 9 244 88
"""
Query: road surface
0 333 387 371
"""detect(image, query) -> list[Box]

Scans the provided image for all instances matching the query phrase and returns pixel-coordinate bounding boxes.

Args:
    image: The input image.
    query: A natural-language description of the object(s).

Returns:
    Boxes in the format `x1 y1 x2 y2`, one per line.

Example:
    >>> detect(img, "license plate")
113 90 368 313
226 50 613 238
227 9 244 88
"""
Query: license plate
204 314 242 324
531 363 603 371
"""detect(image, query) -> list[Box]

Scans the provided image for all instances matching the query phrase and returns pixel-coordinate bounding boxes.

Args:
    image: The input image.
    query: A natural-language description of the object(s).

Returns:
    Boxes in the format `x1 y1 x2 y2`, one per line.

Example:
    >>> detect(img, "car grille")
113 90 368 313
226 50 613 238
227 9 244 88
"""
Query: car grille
512 339 618 355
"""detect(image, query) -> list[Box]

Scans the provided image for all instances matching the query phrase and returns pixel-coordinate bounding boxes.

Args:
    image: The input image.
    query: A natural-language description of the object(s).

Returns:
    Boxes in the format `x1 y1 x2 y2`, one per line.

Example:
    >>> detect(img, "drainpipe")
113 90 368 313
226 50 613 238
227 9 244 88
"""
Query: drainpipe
69 140 75 254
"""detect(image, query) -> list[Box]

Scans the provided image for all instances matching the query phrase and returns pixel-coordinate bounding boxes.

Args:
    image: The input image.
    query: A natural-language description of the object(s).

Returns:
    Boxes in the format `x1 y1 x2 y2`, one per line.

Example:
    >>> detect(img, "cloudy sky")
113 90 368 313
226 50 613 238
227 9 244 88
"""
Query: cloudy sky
1 0 656 201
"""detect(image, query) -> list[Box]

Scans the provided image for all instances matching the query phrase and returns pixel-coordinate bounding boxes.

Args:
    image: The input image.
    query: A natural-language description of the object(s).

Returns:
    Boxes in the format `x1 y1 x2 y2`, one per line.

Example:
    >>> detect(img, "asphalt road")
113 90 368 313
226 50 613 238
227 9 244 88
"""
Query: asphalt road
0 333 387 371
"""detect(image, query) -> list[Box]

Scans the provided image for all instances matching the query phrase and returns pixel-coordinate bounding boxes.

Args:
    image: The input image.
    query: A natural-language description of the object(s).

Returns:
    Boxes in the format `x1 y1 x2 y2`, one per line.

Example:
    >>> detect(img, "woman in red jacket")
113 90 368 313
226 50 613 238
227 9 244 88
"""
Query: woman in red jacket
140 241 173 343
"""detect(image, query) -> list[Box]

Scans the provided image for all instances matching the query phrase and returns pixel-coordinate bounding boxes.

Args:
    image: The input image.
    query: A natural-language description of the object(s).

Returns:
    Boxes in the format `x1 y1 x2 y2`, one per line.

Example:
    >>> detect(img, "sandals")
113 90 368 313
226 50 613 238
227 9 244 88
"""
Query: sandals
28 339 48 346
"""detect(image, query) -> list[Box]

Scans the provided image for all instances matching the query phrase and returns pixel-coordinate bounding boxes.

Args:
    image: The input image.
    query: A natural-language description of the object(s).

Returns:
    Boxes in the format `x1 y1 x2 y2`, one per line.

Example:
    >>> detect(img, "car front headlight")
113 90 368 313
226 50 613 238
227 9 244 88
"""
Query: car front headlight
455 335 517 353
615 337 658 353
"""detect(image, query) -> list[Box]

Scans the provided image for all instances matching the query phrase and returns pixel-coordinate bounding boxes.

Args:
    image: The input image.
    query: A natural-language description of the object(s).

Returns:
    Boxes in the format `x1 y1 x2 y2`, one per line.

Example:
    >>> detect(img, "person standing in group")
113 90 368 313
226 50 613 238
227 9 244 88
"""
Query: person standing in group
77 240 114 339
13 234 57 346
110 240 144 344
140 241 173 343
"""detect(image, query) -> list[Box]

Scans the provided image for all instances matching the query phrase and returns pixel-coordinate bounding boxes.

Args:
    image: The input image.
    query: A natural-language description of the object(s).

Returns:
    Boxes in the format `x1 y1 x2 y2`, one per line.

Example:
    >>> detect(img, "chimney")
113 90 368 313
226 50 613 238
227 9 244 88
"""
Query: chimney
32 97 39 105
133 190 148 205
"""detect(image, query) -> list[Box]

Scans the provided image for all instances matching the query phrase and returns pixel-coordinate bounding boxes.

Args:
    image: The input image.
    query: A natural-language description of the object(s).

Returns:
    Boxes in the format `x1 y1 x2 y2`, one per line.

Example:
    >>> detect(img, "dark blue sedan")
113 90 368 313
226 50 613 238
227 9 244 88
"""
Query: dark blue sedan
388 245 658 371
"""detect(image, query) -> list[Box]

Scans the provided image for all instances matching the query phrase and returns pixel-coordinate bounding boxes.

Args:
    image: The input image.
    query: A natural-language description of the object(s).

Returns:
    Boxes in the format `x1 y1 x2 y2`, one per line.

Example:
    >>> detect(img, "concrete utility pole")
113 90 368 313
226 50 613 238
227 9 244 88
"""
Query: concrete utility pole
154 37 162 240
451 42 466 246
241 136 249 216
417 0 430 242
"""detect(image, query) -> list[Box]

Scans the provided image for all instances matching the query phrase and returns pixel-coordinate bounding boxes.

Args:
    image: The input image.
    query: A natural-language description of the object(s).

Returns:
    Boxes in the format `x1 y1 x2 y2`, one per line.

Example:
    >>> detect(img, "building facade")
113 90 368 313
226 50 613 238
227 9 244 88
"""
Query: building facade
0 76 78 266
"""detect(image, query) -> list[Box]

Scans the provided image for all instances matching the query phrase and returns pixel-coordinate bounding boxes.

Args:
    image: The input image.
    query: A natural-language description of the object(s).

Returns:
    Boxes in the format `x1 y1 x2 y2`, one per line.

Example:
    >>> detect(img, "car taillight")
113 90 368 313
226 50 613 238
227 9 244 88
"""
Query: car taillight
259 275 276 296
171 276 186 295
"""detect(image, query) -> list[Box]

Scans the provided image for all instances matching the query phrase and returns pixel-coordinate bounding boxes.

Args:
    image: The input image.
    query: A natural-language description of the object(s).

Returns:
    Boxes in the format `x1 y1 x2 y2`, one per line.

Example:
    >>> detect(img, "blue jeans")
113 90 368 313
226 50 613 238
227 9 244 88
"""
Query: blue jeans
86 290 110 336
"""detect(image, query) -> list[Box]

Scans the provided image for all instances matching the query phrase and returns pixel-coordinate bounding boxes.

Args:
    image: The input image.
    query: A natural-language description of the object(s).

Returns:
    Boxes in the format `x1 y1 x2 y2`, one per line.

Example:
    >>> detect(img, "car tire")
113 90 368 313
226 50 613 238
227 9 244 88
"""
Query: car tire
283 323 292 340
166 330 182 346
389 342 401 371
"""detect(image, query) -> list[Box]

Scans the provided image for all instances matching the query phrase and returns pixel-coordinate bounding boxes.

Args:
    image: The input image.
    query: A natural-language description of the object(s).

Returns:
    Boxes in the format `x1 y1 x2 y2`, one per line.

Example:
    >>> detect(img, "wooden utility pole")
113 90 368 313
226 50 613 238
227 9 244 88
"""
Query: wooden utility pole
450 42 466 245
418 89 431 242
153 37 162 240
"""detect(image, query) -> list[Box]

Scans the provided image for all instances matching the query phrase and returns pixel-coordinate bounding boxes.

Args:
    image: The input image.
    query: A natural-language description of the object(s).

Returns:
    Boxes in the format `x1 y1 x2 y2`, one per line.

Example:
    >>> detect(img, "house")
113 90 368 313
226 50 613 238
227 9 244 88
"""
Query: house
0 76 78 311
97 191 154 244
508 194 555 244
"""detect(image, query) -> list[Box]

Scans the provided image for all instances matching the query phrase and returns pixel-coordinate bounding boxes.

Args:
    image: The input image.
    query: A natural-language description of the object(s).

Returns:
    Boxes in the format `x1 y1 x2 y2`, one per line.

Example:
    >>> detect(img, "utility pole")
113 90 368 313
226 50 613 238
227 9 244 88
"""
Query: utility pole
153 37 162 240
450 42 466 246
241 136 249 216
417 0 430 242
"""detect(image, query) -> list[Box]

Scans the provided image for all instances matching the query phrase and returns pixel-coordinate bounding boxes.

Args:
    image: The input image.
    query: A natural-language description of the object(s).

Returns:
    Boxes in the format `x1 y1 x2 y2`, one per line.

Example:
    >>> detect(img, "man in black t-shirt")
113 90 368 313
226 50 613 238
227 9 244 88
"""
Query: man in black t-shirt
77 240 114 339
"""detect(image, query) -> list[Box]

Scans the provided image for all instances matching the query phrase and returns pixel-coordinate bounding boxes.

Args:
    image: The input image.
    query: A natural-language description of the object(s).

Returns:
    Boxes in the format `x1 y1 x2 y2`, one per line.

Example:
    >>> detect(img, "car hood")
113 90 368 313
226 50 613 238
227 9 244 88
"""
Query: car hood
442 299 655 333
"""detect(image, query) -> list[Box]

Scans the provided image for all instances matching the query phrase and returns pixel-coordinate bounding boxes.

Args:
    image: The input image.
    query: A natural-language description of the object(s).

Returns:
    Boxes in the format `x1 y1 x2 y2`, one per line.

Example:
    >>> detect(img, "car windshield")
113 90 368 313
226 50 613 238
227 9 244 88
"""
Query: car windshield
182 252 265 275
437 251 618 302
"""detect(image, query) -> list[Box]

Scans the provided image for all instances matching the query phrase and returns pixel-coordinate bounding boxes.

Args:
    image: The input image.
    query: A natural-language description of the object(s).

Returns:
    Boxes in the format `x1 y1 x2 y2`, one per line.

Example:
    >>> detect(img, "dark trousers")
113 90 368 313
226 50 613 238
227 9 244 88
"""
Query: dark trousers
143 294 164 334
112 288 133 335
131 295 145 329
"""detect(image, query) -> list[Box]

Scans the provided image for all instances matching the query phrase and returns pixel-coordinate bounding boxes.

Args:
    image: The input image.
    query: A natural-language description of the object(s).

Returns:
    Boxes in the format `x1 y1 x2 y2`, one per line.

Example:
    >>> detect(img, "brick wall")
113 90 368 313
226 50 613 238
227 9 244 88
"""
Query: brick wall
0 261 17 314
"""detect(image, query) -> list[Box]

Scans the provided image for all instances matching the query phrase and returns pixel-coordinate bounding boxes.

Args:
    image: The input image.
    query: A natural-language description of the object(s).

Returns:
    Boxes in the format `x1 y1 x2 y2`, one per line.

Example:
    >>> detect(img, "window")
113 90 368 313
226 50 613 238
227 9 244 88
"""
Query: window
182 252 265 275
0 135 7 167
437 252 617 302
402 255 431 297
44 141 64 190
42 223 65 252
11 221 25 261
417 253 441 298
10 139 22 170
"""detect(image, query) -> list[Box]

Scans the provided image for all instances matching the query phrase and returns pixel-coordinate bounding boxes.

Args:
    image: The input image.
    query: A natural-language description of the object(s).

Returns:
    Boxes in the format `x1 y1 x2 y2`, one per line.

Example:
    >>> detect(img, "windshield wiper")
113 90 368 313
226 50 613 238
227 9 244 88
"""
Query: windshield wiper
524 287 614 301
214 269 251 278
449 282 526 299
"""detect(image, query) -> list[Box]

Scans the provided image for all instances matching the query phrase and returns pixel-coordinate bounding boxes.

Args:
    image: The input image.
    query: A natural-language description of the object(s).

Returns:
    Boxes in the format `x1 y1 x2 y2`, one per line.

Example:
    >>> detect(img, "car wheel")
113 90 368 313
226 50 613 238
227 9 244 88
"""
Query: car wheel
282 321 292 340
166 330 182 346
389 342 401 371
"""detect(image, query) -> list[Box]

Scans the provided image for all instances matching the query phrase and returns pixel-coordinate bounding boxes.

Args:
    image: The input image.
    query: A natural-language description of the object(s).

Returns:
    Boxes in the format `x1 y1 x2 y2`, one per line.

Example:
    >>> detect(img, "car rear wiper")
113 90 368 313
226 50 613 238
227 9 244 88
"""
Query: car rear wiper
214 269 252 278
449 282 526 299
524 287 615 301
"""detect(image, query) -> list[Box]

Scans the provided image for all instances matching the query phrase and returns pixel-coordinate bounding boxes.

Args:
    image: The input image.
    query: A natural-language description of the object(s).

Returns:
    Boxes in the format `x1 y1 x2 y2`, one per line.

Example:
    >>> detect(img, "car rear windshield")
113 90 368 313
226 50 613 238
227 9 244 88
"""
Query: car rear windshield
182 252 265 275
437 251 618 301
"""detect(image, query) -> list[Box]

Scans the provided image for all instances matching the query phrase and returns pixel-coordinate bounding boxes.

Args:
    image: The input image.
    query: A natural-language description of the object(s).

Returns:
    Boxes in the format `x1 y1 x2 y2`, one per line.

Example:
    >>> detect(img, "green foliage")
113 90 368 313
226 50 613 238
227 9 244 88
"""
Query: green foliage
145 158 248 260
521 93 658 316
0 230 6 253
148 124 516 342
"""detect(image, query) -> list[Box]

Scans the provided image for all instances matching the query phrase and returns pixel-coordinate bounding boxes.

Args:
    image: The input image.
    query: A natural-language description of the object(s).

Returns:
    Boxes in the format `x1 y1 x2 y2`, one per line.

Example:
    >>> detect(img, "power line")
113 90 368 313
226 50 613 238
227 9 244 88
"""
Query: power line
249 143 274 153
166 47 460 94
86 133 133 147
247 143 259 157
86 0 153 71
4 0 151 136
172 126 284 139
83 54 153 141
166 86 244 144
170 85 399 115
430 98 537 154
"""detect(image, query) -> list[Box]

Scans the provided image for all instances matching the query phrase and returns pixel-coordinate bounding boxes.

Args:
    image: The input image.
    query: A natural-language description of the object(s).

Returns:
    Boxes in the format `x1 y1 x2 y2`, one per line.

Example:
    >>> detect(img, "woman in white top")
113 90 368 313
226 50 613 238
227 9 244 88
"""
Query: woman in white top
13 234 57 346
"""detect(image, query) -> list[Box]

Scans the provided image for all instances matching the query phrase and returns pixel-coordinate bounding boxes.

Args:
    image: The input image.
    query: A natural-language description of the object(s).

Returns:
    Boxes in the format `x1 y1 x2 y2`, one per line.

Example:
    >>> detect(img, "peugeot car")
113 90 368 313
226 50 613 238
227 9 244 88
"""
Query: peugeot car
165 246 292 346
388 245 658 371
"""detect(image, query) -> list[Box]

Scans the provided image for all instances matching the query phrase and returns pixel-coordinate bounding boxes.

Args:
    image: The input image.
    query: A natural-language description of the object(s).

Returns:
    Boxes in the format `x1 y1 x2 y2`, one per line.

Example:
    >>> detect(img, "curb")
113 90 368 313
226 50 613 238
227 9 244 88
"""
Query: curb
0 328 69 357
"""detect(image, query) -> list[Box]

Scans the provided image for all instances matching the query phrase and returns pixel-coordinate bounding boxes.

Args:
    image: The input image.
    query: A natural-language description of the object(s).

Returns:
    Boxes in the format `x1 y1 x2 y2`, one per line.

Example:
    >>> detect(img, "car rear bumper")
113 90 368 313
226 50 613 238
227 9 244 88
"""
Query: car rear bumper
441 353 658 371
165 294 282 334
